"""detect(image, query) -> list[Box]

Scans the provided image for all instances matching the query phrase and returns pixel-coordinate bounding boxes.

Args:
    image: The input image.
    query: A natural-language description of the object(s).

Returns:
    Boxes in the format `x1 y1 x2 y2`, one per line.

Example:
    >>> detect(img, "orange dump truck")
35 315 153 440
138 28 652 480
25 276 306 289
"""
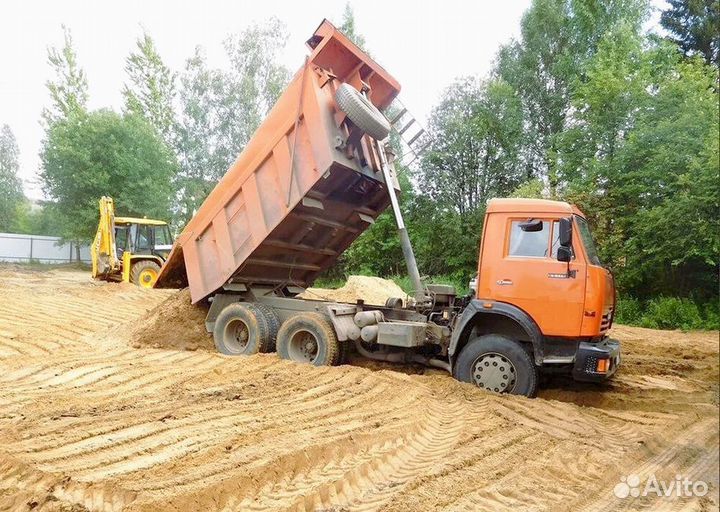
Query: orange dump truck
156 19 619 397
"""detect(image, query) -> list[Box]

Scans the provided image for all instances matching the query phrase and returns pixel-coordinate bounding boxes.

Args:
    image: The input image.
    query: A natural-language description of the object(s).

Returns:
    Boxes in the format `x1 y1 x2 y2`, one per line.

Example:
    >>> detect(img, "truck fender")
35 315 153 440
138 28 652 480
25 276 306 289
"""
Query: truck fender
449 300 544 366
204 293 242 333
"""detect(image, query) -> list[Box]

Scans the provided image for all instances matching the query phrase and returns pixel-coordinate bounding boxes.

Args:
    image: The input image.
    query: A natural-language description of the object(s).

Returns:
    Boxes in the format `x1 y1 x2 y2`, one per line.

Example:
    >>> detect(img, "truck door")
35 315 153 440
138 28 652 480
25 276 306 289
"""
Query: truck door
488 218 586 337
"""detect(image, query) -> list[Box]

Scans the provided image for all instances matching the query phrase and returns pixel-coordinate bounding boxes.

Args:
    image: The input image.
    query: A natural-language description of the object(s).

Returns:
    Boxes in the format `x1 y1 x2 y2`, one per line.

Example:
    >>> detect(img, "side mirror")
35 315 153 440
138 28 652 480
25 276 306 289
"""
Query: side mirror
559 217 573 247
557 246 572 262
519 219 543 232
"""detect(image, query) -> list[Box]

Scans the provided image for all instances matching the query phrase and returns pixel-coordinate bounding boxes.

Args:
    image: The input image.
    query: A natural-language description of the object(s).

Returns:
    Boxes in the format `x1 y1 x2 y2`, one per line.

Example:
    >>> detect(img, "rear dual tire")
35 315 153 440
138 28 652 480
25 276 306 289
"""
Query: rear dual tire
213 303 277 356
276 313 340 367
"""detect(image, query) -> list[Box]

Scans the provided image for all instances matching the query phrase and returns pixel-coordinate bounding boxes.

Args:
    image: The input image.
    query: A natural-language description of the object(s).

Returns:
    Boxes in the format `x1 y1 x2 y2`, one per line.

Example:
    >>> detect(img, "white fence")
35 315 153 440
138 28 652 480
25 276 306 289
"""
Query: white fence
0 233 91 264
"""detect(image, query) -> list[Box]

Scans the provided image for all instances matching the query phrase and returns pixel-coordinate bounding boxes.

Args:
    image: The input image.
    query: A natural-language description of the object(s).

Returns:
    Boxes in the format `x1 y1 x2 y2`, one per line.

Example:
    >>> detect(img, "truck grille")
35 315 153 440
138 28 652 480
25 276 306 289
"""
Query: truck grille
600 307 614 333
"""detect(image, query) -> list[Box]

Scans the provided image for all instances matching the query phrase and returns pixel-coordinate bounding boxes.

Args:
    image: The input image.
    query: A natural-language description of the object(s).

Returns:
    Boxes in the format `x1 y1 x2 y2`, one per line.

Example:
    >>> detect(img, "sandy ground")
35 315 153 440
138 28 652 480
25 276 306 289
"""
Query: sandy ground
0 267 717 512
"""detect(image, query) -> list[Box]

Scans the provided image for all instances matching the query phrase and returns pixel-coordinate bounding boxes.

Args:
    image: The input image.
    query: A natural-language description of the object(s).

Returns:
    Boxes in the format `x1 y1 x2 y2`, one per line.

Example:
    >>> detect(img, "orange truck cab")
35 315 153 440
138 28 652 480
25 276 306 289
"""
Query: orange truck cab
448 198 620 386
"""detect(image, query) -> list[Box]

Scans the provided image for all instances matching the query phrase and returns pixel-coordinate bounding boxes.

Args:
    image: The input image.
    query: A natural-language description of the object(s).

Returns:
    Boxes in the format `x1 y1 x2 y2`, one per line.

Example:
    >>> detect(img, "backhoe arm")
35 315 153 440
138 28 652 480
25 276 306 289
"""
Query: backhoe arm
91 196 119 278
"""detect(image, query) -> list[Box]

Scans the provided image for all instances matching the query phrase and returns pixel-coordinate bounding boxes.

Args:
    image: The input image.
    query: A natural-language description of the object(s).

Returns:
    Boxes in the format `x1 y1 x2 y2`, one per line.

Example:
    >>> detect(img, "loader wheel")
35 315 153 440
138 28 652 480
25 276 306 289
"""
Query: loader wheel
335 83 391 140
130 260 161 288
213 303 272 356
277 313 339 367
454 334 538 398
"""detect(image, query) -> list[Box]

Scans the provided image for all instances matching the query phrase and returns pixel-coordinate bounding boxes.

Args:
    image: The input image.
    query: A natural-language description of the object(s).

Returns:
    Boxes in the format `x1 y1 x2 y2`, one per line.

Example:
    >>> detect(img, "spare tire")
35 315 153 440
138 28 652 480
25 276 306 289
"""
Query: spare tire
335 83 391 140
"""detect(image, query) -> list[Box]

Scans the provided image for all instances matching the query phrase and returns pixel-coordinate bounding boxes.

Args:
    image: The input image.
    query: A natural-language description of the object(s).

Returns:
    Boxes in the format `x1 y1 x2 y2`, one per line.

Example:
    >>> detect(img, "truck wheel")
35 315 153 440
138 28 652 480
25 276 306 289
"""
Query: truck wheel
130 260 161 288
454 335 538 397
335 83 391 140
337 340 350 365
276 313 339 367
213 303 271 356
251 303 280 352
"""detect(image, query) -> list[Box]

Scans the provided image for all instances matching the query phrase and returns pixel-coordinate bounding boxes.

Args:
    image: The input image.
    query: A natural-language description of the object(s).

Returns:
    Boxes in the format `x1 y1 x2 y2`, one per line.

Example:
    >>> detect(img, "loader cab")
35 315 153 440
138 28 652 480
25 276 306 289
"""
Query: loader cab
110 217 173 289
114 218 173 260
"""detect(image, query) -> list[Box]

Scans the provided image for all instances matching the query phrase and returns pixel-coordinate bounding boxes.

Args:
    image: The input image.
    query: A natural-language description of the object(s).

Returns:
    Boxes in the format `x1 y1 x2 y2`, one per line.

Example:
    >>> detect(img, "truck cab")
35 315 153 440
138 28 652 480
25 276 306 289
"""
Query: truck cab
448 198 619 394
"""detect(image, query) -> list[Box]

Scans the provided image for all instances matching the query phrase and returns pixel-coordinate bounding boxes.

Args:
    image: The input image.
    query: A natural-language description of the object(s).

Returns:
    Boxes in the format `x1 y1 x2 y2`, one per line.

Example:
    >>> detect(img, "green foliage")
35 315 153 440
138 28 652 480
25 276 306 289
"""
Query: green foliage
544 7 719 303
419 77 524 215
311 276 348 290
172 19 290 226
39 110 176 242
496 0 648 183
509 178 546 199
661 0 720 65
43 25 88 125
0 125 24 231
616 296 718 330
11 200 65 236
339 3 367 50
123 32 177 142
614 296 643 325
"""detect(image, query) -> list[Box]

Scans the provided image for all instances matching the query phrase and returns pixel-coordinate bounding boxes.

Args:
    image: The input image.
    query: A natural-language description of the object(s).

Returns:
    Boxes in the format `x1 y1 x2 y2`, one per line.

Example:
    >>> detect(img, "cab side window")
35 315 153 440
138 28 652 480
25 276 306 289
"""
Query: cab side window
508 220 550 257
154 226 170 246
135 225 152 252
115 226 129 258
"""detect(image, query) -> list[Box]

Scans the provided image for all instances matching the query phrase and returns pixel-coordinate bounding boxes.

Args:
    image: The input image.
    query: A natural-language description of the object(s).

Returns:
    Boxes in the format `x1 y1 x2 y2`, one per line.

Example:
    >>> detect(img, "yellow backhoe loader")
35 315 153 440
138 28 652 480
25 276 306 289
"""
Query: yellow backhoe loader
91 196 173 288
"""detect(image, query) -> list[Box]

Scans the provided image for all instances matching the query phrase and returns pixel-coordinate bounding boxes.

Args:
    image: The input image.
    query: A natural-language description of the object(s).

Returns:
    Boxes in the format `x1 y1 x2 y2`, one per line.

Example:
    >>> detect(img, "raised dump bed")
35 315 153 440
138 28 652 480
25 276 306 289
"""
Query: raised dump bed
155 20 401 303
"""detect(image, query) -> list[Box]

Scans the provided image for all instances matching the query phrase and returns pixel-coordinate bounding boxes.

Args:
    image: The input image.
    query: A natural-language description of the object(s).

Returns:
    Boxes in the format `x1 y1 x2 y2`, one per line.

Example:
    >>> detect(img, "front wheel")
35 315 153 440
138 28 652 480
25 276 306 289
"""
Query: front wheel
454 334 538 397
130 260 161 288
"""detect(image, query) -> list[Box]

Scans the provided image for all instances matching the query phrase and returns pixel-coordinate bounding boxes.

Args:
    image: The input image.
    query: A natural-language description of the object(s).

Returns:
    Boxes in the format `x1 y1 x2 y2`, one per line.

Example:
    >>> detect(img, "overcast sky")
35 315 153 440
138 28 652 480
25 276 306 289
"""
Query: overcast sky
1 0 665 199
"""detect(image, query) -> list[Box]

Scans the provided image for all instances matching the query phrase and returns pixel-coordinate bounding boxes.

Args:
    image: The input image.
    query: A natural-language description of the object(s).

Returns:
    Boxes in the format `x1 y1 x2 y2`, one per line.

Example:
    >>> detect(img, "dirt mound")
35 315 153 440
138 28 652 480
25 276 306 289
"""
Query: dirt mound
301 275 406 306
128 288 213 351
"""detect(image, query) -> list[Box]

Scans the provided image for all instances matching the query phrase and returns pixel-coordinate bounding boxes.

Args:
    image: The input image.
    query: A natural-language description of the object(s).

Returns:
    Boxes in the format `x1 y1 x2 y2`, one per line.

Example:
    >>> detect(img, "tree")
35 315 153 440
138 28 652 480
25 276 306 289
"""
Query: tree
0 125 24 231
614 58 719 297
222 18 290 134
43 25 88 125
555 23 655 264
12 200 65 236
418 77 524 217
495 0 648 184
661 0 720 66
123 32 177 142
39 110 177 242
173 48 223 224
173 19 290 225
339 3 367 50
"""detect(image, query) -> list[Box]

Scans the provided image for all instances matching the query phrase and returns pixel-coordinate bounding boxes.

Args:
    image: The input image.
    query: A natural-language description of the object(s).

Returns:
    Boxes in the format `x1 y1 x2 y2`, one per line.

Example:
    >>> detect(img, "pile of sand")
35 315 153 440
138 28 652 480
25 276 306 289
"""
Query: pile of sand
301 275 406 306
126 276 404 352
129 288 214 351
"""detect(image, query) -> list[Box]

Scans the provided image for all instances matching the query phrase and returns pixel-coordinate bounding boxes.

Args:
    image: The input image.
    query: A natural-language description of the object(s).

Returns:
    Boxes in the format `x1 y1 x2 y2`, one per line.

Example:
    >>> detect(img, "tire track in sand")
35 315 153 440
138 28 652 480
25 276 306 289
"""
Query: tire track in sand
283 399 467 512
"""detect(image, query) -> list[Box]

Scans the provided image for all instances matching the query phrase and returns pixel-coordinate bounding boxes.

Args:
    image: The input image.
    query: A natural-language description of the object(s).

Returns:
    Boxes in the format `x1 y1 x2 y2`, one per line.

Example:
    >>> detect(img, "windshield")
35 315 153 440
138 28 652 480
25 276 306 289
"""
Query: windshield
575 216 602 266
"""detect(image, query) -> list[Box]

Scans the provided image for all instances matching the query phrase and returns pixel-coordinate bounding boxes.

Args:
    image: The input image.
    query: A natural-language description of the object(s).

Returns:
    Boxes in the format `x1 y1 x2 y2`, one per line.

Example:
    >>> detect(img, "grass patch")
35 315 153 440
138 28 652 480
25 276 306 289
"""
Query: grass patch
616 296 719 331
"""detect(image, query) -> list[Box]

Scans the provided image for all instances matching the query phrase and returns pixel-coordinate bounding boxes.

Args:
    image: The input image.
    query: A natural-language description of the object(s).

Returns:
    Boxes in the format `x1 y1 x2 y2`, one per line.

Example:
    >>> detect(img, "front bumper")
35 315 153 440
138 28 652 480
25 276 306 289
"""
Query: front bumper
572 338 621 382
